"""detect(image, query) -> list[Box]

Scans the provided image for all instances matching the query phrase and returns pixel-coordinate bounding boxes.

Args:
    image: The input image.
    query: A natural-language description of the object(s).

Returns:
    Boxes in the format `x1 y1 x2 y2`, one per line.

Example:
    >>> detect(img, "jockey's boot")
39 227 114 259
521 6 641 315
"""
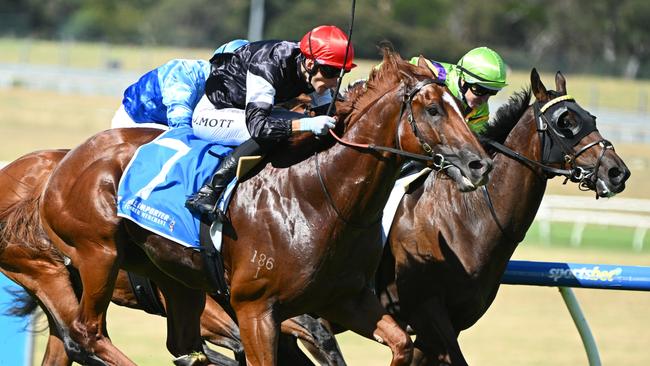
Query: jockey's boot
185 138 264 221
185 152 238 219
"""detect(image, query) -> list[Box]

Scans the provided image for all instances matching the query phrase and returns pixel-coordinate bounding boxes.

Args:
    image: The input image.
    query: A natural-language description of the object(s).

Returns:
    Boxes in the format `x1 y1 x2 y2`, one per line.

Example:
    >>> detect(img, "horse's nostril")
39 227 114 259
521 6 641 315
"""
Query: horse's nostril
608 166 630 180
468 160 484 170
608 167 621 179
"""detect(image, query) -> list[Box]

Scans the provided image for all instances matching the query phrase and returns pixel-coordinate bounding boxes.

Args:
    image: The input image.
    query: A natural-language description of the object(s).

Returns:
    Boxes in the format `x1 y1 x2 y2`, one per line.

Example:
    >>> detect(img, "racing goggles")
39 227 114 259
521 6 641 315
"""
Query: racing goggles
318 64 344 79
468 83 499 97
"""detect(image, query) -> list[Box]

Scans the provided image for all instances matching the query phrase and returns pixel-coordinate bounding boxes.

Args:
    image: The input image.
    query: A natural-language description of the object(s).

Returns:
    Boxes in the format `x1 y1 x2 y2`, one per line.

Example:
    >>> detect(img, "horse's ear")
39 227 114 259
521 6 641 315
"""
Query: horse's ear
416 55 434 78
555 71 567 95
530 68 548 101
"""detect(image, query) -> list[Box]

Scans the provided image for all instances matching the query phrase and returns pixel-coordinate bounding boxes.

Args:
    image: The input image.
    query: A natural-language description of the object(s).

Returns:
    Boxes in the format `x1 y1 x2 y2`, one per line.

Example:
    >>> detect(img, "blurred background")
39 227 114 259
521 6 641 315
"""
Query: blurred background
0 0 649 365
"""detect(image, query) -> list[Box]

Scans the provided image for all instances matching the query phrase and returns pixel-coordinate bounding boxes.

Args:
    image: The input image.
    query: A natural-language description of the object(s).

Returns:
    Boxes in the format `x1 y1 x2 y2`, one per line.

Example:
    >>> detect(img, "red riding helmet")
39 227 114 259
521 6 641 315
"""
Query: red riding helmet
299 25 356 72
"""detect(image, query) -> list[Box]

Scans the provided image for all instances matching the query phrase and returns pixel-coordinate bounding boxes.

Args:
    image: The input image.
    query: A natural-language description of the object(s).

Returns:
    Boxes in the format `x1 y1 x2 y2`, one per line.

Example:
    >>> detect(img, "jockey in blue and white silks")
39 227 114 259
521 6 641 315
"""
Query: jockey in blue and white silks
110 39 250 130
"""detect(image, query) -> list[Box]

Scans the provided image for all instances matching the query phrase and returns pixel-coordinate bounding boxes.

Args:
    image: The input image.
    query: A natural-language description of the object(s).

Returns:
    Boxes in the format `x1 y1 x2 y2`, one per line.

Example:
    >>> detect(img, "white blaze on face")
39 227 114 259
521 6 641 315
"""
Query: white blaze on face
442 91 465 121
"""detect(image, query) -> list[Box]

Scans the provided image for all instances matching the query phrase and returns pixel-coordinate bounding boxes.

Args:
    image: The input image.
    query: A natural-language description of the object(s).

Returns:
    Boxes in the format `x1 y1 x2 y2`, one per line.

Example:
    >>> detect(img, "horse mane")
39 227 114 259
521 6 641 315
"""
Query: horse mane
483 88 532 144
0 195 62 257
337 48 431 129
277 49 430 165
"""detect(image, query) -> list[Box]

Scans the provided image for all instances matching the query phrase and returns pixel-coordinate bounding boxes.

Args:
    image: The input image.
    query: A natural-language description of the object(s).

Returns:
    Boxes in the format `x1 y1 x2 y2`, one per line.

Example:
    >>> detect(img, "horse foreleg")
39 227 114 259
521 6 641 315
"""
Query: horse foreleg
276 333 316 366
42 332 72 366
235 303 279 365
320 289 413 366
282 315 346 366
407 297 466 366
201 296 244 356
155 279 208 362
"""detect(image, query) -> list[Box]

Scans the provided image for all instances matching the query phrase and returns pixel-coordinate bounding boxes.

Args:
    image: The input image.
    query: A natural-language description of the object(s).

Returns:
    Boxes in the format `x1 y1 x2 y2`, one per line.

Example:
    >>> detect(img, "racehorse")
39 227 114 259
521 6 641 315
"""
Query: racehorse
36 50 492 365
0 149 76 365
374 69 630 365
1 150 341 366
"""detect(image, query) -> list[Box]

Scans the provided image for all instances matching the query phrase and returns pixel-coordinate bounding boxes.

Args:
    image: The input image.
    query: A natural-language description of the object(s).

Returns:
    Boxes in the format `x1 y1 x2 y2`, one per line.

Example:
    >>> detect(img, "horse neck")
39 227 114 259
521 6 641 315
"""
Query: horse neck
318 91 404 222
408 107 548 273
488 107 548 241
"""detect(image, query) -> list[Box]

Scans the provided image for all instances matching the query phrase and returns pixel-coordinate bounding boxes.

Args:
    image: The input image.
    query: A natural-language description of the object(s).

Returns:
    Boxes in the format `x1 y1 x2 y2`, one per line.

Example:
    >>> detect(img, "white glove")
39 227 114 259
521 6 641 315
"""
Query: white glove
298 116 336 135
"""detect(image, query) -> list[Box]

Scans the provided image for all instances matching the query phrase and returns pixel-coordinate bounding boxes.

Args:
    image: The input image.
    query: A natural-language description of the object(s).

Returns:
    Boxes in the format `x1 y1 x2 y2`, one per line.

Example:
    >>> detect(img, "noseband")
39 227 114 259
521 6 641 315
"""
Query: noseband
316 77 458 226
328 77 452 170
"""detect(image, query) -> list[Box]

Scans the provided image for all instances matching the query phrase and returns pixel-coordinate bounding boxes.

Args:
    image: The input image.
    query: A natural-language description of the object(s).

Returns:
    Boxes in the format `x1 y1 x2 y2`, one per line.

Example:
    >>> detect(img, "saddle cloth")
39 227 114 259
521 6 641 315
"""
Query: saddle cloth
380 167 432 246
116 127 233 248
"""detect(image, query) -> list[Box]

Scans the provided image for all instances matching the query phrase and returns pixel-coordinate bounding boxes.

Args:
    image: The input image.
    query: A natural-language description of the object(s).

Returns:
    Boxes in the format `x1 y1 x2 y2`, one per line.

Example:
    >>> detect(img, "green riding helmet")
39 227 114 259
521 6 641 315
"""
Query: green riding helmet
457 47 508 90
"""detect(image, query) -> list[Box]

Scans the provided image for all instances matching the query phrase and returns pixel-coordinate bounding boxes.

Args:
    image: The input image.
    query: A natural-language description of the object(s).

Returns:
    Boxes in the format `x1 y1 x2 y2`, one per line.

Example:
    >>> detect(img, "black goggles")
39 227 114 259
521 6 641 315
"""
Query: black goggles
468 83 499 97
317 64 344 79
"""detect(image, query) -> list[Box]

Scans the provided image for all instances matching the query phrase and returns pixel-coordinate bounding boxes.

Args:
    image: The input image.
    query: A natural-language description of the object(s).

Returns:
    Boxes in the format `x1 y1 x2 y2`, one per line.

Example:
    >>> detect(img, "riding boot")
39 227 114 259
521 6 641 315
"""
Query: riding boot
185 138 264 219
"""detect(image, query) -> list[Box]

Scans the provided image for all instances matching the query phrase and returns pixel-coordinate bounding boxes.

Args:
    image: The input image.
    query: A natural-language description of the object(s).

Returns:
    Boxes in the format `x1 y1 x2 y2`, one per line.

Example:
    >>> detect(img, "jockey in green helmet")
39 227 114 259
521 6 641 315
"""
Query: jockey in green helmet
410 47 507 134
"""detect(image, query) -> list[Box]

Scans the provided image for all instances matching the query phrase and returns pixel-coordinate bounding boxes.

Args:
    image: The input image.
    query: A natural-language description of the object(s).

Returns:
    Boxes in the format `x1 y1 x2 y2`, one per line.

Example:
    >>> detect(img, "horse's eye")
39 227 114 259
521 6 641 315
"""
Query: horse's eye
426 105 440 116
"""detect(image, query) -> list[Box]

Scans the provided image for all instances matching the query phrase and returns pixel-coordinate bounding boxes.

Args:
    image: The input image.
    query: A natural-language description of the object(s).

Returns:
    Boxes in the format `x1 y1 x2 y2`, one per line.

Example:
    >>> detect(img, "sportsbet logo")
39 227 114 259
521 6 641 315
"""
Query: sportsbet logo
548 266 623 282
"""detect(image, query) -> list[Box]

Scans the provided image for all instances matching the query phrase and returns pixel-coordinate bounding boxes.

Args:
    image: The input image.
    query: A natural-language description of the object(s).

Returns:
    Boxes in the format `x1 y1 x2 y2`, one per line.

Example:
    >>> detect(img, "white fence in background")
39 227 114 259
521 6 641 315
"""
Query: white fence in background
536 195 650 251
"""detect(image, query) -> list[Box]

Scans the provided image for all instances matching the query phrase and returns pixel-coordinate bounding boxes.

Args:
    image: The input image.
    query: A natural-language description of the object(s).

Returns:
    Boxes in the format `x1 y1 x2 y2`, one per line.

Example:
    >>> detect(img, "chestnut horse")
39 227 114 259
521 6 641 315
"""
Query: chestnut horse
1 150 341 366
36 51 492 365
374 69 630 365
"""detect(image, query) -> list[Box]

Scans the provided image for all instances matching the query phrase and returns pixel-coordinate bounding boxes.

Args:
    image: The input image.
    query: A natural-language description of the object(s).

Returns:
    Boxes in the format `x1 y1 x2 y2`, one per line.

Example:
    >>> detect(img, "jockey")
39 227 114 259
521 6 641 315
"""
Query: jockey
410 47 508 134
110 39 250 130
185 25 356 218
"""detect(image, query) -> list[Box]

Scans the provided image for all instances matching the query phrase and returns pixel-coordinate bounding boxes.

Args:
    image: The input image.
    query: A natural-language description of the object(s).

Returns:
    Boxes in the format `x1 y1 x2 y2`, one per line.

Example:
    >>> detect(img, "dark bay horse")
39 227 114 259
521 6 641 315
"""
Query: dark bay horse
374 69 630 365
37 50 492 365
1 150 340 366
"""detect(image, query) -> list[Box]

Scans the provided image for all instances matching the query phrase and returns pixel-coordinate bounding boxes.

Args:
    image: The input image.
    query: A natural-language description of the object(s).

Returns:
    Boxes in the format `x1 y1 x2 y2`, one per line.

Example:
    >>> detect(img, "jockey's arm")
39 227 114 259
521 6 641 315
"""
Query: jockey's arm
160 59 211 129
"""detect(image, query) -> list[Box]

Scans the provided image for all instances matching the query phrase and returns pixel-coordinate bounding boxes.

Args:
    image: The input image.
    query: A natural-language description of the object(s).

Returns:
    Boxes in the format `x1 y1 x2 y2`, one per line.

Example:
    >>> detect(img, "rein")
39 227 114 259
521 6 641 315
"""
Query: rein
482 95 613 185
481 93 614 238
315 77 452 226
329 78 450 167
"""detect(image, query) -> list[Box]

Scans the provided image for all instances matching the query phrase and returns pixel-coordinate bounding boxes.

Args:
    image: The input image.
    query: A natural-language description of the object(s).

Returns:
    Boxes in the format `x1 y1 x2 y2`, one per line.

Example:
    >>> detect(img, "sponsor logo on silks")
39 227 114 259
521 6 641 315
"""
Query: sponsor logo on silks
193 117 234 128
548 266 623 283
122 198 174 228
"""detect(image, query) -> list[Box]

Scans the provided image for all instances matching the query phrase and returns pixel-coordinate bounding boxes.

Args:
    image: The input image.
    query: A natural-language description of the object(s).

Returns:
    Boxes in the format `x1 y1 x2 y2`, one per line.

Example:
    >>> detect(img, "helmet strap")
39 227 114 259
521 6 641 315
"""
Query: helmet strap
458 77 469 105
304 30 319 85
302 58 318 86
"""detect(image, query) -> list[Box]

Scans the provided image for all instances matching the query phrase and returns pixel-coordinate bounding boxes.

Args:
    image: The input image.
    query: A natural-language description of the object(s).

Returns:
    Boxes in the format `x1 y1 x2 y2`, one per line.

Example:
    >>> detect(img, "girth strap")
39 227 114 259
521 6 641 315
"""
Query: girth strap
125 272 167 317
199 218 230 298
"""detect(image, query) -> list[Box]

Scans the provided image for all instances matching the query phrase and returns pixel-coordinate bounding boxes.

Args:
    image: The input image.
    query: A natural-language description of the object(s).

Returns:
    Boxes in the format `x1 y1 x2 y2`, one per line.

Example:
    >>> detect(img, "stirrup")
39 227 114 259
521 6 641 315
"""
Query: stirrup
212 208 228 223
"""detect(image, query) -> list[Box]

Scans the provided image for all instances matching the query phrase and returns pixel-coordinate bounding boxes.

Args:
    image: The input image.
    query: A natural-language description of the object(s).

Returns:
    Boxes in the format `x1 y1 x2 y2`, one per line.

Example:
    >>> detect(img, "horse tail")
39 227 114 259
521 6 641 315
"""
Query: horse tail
0 194 55 255
3 286 40 318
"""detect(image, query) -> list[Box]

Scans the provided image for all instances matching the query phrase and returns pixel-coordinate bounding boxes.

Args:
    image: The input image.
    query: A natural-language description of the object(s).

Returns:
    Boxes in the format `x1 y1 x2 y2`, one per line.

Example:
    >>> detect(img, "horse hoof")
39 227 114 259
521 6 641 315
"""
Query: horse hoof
173 351 209 366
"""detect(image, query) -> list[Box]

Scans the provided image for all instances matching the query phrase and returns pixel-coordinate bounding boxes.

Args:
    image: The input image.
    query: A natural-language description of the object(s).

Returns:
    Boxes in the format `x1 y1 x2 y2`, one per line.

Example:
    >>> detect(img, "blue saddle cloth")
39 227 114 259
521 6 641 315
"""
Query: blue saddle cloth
116 128 233 248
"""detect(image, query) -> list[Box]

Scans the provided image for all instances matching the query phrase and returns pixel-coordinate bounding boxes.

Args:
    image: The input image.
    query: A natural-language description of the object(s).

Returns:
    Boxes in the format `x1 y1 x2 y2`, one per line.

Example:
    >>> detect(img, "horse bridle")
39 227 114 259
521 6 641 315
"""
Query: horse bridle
316 77 453 226
328 77 452 169
483 94 614 191
482 94 615 240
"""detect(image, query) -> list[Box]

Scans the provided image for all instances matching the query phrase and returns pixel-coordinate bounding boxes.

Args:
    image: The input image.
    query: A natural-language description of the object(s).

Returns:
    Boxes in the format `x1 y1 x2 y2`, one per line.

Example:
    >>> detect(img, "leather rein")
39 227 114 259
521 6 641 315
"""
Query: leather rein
315 78 452 226
481 94 615 239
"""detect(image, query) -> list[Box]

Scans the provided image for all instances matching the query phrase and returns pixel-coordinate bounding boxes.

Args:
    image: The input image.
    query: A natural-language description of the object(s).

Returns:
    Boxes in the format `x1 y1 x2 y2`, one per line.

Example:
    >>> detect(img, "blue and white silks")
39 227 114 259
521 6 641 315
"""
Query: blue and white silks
121 59 211 128
117 128 233 248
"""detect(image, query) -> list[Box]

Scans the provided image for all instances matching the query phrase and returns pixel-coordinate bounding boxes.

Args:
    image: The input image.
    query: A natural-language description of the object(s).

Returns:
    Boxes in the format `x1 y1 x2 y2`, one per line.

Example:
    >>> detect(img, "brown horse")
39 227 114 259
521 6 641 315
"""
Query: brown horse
0 149 79 365
373 69 630 365
37 50 492 365
1 149 337 366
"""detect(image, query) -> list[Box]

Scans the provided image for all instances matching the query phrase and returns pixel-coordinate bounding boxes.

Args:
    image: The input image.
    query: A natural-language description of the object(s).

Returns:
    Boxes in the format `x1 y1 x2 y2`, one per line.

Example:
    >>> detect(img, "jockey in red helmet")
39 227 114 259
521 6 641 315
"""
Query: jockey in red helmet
186 25 356 220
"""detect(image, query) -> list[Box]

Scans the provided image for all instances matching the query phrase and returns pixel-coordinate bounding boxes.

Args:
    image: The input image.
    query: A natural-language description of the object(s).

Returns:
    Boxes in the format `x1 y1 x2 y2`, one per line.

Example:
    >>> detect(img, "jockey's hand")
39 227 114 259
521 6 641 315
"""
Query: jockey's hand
298 115 336 135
